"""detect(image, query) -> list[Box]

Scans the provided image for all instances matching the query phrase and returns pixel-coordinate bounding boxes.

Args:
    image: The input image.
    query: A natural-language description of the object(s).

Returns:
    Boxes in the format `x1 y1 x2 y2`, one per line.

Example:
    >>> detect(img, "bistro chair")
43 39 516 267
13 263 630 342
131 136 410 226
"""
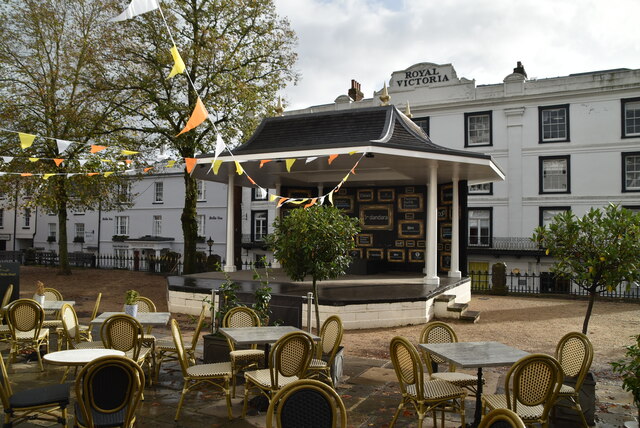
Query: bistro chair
307 315 343 387
155 305 206 379
0 350 70 427
170 319 233 421
481 353 563 428
38 287 64 328
389 336 466 428
477 408 526 428
419 321 480 394
266 379 347 428
553 331 593 428
242 331 315 418
100 314 152 384
60 304 99 351
222 306 265 398
77 293 102 340
0 284 14 342
6 299 49 371
74 355 145 428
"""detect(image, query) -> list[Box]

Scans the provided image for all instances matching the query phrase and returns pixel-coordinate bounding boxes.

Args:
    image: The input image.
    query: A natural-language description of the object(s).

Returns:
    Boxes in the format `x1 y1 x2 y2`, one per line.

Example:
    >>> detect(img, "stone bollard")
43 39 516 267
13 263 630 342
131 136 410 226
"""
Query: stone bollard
491 262 508 295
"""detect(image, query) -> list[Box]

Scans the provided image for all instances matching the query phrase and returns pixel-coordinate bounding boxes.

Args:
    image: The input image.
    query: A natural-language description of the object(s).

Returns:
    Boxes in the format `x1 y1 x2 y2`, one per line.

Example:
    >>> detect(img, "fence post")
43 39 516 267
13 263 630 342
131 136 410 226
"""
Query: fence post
306 292 313 334
491 262 508 295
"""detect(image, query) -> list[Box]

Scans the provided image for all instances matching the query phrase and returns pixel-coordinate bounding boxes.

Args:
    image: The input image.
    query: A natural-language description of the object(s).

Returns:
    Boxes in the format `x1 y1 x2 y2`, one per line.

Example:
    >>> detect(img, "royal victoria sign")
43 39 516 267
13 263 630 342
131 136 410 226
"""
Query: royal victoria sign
390 63 464 90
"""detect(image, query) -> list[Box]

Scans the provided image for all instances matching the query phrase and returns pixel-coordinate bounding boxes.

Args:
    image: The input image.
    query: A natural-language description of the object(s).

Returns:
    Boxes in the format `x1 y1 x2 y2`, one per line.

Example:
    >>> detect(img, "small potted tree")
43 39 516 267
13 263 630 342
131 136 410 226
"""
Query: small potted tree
34 281 45 305
203 274 241 363
611 334 640 428
124 289 139 318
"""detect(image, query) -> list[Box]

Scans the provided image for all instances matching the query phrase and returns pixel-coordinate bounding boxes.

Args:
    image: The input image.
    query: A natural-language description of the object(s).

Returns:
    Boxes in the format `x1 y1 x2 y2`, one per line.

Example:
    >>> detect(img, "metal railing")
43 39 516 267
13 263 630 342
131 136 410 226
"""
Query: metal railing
467 236 541 251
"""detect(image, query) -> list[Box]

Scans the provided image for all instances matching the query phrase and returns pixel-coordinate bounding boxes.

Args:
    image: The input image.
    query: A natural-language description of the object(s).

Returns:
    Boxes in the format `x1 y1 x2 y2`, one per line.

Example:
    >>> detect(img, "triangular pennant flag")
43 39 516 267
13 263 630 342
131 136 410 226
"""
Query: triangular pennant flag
304 198 317 209
257 187 267 199
289 199 307 205
79 159 88 167
54 159 64 166
110 0 159 22
328 154 339 165
328 190 334 205
213 133 225 163
212 160 223 175
100 159 112 163
168 45 186 79
144 167 153 172
277 197 288 208
104 172 114 177
121 150 139 155
66 173 76 178
19 133 36 149
90 145 107 154
0 172 6 176
87 173 99 176
305 156 317 164
20 173 33 177
318 196 325 205
125 159 133 165
285 158 295 172
260 159 272 168
177 97 208 136
349 150 358 155
235 161 244 175
269 194 277 202
28 157 39 162
43 174 55 180
56 139 72 154
2 157 13 163
185 158 197 174
166 160 176 168
247 176 256 185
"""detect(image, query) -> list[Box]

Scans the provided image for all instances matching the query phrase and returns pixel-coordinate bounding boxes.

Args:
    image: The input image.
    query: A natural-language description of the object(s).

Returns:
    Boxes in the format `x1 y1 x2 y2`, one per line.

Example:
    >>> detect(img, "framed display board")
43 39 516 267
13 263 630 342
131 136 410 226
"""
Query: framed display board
348 248 363 258
356 233 373 247
398 193 423 212
440 184 453 204
437 207 449 220
360 205 393 230
406 240 416 248
366 248 384 260
417 240 426 248
408 249 425 263
439 223 452 241
394 240 404 247
333 195 354 213
398 219 424 238
439 253 452 271
288 188 312 199
357 189 374 202
387 249 405 262
377 188 395 202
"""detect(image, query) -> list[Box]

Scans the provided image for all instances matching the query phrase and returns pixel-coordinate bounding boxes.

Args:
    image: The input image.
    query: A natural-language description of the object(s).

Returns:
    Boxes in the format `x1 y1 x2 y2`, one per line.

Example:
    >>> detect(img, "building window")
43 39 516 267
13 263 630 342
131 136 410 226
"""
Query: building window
622 98 640 138
539 104 570 143
539 156 570 194
622 205 640 214
114 216 129 236
197 180 206 201
23 208 31 228
468 208 492 247
412 117 430 135
197 215 205 236
252 211 268 242
48 223 56 240
464 111 492 147
154 182 164 203
468 183 492 195
74 223 85 239
622 152 640 192
152 215 162 236
117 182 131 203
251 188 268 201
539 207 570 227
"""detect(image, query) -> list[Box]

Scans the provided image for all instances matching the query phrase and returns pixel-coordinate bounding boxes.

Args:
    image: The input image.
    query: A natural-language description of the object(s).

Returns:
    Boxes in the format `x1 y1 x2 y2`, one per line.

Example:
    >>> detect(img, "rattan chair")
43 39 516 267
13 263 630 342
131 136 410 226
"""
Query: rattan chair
37 287 64 328
242 331 315 418
170 319 233 421
100 314 152 383
266 379 348 428
6 299 49 371
389 336 466 428
155 305 207 380
74 355 145 428
477 408 526 428
307 315 343 387
60 304 98 349
553 332 593 428
482 353 563 428
222 306 265 398
419 321 480 394
0 350 69 427
0 284 14 342
77 293 102 340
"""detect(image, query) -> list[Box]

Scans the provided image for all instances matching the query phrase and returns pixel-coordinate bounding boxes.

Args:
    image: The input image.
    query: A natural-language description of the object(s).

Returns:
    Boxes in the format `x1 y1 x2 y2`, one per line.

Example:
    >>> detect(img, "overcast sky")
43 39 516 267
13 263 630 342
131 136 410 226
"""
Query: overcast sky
273 0 640 110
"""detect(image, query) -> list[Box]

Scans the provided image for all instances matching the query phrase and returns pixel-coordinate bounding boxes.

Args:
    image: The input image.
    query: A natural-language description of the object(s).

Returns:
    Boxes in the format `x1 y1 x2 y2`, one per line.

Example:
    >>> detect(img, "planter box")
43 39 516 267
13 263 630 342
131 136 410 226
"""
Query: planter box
553 371 596 426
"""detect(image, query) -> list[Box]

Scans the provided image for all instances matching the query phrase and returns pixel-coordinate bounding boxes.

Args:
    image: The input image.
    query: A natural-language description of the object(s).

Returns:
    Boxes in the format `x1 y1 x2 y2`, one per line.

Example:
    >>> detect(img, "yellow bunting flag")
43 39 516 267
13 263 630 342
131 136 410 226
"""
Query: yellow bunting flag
20 173 33 177
285 158 296 172
121 150 139 155
304 198 317 208
19 133 36 149
289 199 307 205
90 145 107 154
235 161 243 175
54 159 64 166
28 158 39 162
349 150 358 155
185 158 197 174
43 174 55 180
277 197 288 208
212 160 223 175
104 172 114 177
269 194 277 202
177 97 208 136
166 160 176 168
168 45 186 79
328 154 338 165
259 159 272 168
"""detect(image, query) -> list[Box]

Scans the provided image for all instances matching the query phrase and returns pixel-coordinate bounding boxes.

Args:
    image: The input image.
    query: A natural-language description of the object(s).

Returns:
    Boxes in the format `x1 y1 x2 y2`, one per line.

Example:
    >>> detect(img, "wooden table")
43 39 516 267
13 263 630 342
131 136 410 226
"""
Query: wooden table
44 348 125 382
419 341 529 428
90 312 171 327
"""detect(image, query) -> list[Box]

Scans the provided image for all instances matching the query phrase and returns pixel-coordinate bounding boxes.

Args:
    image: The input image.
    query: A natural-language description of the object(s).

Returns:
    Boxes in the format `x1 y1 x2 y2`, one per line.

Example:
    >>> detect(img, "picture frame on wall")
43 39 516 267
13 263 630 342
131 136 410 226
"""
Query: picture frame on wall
349 248 363 258
405 212 415 220
440 184 453 205
357 189 374 202
366 248 384 260
398 219 424 238
417 240 426 248
437 207 449 220
356 233 373 247
387 249 405 262
333 195 354 213
377 188 395 202
405 186 415 193
440 223 452 241
394 240 405 247
360 205 394 230
439 253 452 271
406 240 416 248
337 188 348 195
408 249 425 263
288 188 312 198
398 193 424 212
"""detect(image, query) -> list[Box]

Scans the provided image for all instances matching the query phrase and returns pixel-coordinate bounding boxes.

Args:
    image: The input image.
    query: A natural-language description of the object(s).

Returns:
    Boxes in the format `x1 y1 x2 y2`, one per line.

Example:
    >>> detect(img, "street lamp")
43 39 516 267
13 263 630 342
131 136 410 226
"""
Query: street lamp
206 237 214 256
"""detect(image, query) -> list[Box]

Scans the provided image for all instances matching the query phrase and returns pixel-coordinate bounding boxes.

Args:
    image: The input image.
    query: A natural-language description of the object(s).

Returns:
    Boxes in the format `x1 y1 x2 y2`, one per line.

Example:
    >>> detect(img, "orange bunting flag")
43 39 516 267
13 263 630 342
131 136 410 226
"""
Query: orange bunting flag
54 159 64 166
247 176 256 185
235 161 243 175
19 133 36 149
285 158 295 172
87 173 99 176
277 197 288 208
90 145 107 154
185 158 197 174
144 167 153 173
20 173 33 177
125 159 133 165
328 154 338 165
259 159 272 168
177 97 208 136
304 198 317 208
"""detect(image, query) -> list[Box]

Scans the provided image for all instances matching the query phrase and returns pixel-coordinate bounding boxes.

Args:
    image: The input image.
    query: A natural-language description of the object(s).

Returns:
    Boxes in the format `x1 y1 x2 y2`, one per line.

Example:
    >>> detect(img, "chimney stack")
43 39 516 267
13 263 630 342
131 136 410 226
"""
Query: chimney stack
348 79 364 102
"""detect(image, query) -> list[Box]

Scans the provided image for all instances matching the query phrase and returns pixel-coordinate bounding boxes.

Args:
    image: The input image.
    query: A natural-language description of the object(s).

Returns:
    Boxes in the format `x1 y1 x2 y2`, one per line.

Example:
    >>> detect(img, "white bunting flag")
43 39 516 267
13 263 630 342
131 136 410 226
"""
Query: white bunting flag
213 133 225 164
305 157 317 164
1 157 13 163
78 159 88 167
56 139 73 155
110 0 159 22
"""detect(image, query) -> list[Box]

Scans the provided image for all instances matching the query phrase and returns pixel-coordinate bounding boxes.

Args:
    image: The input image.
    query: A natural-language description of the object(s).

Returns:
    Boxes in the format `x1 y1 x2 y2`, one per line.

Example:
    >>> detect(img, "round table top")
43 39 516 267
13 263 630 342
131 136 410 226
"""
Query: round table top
43 348 125 366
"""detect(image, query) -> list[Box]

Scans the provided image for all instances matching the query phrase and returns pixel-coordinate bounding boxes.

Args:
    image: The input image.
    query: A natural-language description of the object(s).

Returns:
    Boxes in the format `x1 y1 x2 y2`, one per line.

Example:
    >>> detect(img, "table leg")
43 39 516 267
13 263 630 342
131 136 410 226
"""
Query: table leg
471 367 484 428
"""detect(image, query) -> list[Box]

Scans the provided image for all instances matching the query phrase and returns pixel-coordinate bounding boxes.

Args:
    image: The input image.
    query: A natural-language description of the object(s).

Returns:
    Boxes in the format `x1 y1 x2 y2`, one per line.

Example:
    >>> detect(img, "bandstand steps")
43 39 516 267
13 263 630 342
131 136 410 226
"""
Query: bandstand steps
434 294 480 323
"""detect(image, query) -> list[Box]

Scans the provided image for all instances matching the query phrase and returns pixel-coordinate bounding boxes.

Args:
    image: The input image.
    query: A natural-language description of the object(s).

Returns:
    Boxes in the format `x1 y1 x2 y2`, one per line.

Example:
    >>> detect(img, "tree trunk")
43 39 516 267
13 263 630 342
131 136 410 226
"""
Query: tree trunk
57 199 71 275
582 289 597 334
181 170 198 274
312 278 320 333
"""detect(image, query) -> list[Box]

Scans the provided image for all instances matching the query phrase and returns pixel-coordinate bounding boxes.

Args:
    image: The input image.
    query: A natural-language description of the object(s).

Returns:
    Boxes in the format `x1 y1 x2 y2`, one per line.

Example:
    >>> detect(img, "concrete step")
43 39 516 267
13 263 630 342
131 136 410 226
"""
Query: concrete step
433 294 480 322
460 310 480 323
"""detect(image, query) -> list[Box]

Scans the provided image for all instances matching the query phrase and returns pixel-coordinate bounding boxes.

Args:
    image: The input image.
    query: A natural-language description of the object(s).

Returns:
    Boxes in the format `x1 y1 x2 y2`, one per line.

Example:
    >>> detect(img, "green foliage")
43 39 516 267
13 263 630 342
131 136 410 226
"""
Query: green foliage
251 257 272 326
532 204 640 332
610 335 640 422
125 289 139 305
205 273 241 333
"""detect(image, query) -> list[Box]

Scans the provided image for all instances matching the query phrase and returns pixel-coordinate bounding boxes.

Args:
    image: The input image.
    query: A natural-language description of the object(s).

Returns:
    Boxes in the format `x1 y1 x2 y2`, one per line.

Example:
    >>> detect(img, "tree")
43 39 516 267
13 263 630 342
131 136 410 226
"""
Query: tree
266 205 360 332
0 0 142 274
533 204 640 334
110 0 298 273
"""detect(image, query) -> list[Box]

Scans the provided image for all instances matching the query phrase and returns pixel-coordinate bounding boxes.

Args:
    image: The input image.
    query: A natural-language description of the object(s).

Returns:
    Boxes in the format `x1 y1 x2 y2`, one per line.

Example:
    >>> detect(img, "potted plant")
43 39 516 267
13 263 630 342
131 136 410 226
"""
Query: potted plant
34 281 45 305
124 289 139 317
251 257 272 326
611 334 640 427
203 274 241 363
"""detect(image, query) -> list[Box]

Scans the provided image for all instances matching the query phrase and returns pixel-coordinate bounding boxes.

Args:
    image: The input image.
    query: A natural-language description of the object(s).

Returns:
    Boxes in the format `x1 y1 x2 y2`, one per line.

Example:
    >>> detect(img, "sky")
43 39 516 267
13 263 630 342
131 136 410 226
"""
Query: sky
273 0 640 111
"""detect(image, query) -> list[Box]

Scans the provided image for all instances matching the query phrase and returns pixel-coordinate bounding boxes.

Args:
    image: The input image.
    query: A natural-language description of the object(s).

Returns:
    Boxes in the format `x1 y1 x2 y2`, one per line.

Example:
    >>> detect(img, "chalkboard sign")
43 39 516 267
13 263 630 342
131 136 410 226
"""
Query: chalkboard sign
366 248 384 260
440 223 452 241
377 189 395 202
356 234 373 246
388 249 405 262
398 194 423 212
406 240 415 248
0 262 19 303
398 220 424 238
437 207 449 220
440 253 452 270
417 240 425 248
408 250 425 263
357 189 374 202
394 240 404 247
360 205 393 230
288 188 312 199
333 196 353 212
440 184 453 204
